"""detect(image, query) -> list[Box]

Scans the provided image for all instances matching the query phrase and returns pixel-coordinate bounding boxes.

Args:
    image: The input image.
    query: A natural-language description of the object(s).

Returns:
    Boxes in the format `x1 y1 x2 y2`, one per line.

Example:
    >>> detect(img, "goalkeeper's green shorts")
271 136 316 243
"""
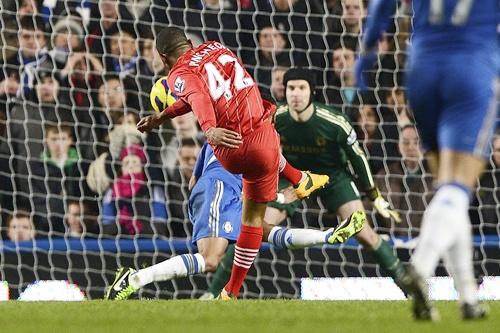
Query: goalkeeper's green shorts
268 173 361 217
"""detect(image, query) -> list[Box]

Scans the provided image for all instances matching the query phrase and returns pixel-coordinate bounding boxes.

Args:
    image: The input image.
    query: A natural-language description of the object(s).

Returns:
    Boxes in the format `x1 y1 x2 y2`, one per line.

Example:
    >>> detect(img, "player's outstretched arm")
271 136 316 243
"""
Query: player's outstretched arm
137 99 192 133
355 0 398 90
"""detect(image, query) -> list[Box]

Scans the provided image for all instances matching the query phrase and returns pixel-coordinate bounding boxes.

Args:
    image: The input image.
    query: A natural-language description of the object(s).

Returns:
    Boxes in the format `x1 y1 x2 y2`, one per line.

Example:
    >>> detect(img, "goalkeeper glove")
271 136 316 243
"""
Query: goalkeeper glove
367 187 401 223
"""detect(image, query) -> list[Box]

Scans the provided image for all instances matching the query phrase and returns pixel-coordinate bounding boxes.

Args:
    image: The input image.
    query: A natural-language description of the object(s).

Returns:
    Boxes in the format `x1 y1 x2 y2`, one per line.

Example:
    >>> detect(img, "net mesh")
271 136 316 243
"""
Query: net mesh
0 0 498 300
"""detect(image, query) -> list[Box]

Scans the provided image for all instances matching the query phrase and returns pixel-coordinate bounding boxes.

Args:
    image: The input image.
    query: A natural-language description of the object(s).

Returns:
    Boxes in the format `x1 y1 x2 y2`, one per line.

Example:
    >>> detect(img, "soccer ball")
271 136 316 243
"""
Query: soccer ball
150 76 178 113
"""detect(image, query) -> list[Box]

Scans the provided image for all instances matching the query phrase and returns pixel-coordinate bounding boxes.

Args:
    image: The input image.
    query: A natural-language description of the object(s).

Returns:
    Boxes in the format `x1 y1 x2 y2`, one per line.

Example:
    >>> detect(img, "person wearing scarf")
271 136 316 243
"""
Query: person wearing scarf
102 144 168 236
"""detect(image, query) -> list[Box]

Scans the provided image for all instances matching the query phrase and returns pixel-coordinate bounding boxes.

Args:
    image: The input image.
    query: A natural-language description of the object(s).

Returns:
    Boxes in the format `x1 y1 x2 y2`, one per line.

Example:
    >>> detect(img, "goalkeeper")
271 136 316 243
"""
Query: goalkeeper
205 68 421 297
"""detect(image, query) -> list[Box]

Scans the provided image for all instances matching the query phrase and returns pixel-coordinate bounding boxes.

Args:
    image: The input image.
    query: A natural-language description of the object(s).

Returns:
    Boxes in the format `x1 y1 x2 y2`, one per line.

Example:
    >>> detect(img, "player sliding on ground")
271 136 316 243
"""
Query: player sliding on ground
357 0 497 321
203 68 423 300
130 27 334 299
105 142 365 300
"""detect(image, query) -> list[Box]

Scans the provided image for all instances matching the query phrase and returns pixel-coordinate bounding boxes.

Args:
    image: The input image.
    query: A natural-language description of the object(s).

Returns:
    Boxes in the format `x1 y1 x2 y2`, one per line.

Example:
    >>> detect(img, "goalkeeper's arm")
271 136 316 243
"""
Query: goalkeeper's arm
342 130 401 222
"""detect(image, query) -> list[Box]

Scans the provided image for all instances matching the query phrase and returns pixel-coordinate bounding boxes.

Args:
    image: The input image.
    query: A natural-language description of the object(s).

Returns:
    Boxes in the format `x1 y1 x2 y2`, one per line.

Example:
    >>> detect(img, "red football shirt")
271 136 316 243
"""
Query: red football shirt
167 41 269 137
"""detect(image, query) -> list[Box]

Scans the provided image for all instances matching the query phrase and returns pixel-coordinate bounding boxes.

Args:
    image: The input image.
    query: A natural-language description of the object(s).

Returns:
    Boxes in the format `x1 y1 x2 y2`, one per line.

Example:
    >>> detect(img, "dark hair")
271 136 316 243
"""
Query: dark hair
45 124 73 136
19 15 46 33
400 123 417 132
156 27 189 55
96 74 122 89
180 137 202 148
6 210 32 227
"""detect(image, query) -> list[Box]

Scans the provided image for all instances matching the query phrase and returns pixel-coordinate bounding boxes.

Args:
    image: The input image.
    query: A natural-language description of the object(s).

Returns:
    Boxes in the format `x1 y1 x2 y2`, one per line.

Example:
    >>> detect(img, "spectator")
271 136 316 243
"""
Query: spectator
140 35 165 77
86 0 133 64
30 125 83 234
8 63 73 207
328 0 364 50
243 24 291 92
191 0 239 50
6 210 35 242
41 2 92 28
106 27 139 77
352 98 399 174
384 87 414 127
18 0 40 17
327 45 357 108
161 112 204 176
373 124 433 236
86 124 143 196
86 75 135 159
65 200 84 237
101 144 168 237
269 66 287 102
1 16 47 98
64 200 98 238
166 138 202 237
49 15 85 69
1 1 39 64
471 134 500 235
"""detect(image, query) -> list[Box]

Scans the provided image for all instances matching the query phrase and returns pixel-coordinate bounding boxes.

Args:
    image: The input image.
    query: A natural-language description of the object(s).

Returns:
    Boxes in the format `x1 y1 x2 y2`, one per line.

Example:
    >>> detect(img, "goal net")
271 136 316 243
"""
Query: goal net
0 0 498 300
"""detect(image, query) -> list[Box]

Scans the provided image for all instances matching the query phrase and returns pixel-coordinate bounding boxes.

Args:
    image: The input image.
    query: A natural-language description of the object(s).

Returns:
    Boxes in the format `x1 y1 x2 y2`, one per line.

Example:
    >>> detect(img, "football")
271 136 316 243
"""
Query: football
150 76 178 113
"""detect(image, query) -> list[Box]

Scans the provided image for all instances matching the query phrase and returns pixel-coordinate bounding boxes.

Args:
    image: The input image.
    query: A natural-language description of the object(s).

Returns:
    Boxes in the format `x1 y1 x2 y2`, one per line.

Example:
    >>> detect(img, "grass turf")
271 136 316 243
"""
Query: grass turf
1 300 498 333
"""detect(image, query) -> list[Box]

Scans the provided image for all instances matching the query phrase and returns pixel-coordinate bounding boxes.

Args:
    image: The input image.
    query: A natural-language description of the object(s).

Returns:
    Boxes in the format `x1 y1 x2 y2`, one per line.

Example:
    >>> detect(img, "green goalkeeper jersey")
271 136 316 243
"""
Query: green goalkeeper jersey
275 102 375 191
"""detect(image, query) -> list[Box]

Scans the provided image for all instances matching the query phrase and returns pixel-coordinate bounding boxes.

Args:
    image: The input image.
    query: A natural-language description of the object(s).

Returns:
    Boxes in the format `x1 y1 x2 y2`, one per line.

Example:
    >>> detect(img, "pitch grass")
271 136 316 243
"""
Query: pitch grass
1 300 499 333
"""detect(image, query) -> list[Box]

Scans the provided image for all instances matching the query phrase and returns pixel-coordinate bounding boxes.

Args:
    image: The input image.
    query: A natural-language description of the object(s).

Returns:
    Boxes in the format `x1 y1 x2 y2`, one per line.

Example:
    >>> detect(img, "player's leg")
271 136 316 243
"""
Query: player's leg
203 244 235 299
129 237 227 288
205 203 289 298
264 213 365 249
105 177 236 300
408 54 496 319
336 200 406 284
221 198 267 298
336 198 437 319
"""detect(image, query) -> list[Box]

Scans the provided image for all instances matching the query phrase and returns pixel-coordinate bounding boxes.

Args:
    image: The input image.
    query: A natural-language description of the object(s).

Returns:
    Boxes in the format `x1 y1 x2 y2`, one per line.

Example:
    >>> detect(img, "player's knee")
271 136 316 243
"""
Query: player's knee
203 255 222 272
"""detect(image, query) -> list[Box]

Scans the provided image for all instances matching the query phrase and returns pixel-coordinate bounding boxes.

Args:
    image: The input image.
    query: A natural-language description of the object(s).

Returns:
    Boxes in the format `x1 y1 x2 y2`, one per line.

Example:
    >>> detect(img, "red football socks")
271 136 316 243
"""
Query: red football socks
223 225 263 297
280 160 303 186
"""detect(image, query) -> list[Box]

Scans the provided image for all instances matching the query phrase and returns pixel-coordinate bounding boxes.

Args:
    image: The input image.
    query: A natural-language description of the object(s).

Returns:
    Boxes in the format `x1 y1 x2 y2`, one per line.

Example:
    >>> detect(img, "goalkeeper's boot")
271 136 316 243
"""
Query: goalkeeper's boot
400 265 439 321
327 210 366 244
216 288 236 301
461 302 489 320
294 171 329 199
104 267 138 300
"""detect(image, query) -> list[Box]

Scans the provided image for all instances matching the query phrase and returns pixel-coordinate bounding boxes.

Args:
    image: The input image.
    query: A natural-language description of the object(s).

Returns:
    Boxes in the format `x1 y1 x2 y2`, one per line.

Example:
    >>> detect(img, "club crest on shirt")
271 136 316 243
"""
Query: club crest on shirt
174 76 185 93
223 221 233 233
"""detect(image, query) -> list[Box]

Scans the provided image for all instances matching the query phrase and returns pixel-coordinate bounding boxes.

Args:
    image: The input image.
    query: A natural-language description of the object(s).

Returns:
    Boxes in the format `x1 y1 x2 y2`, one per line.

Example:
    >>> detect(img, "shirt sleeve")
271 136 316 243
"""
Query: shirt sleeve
193 142 209 179
169 70 217 132
163 98 192 117
362 0 398 50
338 119 375 191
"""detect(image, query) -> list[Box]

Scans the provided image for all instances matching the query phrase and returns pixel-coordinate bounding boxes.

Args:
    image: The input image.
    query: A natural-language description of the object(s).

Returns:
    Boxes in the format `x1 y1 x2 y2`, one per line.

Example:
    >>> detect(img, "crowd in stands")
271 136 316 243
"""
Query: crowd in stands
0 0 497 241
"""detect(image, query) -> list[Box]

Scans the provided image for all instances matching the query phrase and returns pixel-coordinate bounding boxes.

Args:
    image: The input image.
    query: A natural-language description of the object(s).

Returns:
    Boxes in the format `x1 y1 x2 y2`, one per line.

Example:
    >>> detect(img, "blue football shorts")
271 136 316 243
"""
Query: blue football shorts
188 177 242 244
406 48 498 159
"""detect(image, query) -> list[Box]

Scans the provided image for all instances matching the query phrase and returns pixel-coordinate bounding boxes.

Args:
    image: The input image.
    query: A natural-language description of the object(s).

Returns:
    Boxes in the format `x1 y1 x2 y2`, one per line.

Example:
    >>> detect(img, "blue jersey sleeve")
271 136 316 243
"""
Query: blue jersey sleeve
362 0 398 50
193 142 209 179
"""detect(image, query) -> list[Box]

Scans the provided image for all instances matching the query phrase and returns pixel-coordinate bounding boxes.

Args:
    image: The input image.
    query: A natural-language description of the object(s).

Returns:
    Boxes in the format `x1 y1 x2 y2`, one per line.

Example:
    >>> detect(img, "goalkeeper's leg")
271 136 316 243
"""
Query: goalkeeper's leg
337 201 408 286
